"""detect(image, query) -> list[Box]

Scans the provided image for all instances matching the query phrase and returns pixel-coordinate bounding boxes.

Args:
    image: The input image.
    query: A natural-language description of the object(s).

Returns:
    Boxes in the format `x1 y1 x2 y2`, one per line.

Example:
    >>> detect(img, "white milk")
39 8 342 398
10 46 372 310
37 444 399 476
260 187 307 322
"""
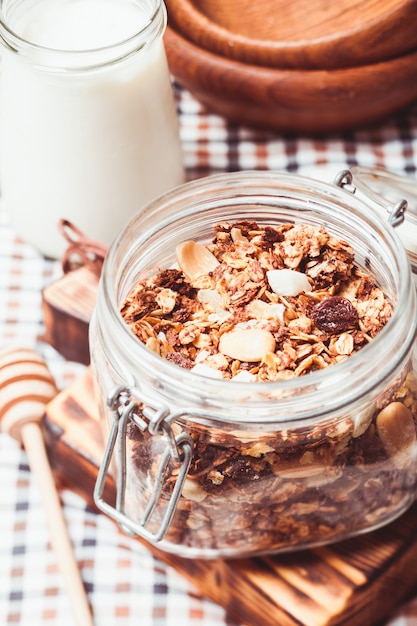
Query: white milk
0 0 184 258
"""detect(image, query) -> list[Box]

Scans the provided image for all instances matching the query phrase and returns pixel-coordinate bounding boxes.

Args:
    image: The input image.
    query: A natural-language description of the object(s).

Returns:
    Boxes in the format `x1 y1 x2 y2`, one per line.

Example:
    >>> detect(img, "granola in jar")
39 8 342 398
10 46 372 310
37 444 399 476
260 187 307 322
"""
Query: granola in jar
121 220 393 381
117 219 417 554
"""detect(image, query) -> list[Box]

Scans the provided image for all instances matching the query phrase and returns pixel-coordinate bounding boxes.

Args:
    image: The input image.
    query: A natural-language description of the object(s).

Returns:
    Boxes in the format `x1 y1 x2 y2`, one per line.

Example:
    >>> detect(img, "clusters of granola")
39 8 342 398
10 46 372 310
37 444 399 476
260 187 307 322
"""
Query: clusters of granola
119 220 417 555
123 368 417 554
121 220 393 381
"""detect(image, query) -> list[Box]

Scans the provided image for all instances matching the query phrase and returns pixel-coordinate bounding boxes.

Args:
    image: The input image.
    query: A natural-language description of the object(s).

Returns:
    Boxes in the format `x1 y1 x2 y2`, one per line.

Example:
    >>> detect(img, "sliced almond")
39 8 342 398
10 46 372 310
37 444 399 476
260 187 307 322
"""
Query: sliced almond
145 336 160 355
246 299 284 322
376 401 416 463
352 406 374 438
219 328 276 362
190 362 224 379
231 370 257 383
241 441 275 457
267 268 311 296
176 240 220 281
155 287 177 313
231 227 248 243
182 478 208 502
197 288 226 315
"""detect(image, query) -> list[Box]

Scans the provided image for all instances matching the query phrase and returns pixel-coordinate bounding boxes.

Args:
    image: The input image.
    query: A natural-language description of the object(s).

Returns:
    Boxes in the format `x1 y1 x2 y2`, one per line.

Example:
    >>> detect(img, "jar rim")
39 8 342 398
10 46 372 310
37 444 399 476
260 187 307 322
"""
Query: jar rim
97 170 417 425
0 0 166 70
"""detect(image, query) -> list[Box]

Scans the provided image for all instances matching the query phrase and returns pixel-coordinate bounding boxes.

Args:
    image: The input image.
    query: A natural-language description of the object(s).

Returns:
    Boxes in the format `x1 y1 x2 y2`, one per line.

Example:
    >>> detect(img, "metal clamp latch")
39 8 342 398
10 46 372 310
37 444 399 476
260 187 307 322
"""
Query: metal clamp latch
334 168 408 228
93 384 193 543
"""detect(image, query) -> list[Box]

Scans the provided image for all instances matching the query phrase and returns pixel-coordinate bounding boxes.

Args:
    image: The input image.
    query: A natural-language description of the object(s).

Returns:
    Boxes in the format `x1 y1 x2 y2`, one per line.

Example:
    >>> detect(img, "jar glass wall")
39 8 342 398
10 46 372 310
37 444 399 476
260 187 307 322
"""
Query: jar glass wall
90 171 417 559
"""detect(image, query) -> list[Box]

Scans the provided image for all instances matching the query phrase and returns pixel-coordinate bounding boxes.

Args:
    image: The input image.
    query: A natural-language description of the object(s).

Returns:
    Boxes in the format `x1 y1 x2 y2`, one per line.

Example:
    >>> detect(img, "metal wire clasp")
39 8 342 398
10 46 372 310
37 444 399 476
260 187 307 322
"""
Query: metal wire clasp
93 384 193 543
334 169 408 228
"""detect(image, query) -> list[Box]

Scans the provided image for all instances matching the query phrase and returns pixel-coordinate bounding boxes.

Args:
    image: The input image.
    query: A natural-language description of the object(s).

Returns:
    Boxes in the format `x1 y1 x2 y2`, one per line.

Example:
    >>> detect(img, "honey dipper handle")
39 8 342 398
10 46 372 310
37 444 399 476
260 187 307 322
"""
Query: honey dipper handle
0 347 94 626
21 421 95 626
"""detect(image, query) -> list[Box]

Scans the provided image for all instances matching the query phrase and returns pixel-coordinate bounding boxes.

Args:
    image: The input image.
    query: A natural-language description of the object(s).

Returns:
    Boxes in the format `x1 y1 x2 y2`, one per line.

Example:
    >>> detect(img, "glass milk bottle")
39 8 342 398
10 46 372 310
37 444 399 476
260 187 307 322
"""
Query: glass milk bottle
0 0 185 258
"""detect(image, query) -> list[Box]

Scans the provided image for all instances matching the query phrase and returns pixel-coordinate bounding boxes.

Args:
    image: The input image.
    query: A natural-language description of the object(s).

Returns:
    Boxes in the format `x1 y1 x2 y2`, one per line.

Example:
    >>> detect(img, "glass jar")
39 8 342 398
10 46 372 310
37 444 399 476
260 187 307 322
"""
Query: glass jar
0 0 184 258
90 170 417 559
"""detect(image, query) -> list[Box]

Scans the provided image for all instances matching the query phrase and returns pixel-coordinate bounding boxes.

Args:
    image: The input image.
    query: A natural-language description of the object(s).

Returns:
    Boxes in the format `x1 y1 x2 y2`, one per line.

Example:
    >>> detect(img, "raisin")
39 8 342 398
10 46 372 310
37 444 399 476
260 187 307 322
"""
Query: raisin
311 296 359 334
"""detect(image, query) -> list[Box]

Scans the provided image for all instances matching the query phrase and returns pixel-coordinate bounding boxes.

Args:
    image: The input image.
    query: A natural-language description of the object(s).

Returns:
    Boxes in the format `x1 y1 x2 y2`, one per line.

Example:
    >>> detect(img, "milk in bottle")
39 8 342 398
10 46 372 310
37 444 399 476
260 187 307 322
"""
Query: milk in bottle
0 0 184 258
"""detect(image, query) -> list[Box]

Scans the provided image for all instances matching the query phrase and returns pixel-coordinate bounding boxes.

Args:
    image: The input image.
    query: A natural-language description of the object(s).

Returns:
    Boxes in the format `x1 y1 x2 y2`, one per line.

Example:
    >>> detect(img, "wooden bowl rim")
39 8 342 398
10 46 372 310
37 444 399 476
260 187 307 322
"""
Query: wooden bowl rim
166 0 417 69
164 25 417 133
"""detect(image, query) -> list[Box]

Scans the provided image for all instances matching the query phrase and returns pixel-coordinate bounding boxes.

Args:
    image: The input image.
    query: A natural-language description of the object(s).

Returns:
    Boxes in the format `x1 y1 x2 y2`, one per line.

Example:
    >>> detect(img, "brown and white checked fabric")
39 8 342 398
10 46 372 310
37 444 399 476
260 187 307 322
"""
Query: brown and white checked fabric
0 211 236 625
1 82 417 626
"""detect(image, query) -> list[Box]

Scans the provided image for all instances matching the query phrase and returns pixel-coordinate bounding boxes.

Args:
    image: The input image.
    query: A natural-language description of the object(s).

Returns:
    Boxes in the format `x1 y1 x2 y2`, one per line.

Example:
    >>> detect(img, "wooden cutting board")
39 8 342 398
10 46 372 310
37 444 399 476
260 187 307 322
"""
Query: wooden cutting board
41 266 417 626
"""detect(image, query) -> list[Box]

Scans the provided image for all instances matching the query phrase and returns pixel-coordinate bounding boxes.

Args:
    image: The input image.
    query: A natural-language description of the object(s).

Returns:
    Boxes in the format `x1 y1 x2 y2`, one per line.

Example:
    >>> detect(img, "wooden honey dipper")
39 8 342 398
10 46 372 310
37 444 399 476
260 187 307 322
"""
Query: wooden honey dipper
0 347 94 626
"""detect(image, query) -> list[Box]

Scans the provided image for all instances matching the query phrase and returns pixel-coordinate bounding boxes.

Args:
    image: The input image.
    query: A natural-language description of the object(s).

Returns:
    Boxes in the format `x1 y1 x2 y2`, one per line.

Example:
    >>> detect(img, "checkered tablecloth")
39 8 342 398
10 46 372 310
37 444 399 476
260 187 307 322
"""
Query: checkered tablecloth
1 82 417 626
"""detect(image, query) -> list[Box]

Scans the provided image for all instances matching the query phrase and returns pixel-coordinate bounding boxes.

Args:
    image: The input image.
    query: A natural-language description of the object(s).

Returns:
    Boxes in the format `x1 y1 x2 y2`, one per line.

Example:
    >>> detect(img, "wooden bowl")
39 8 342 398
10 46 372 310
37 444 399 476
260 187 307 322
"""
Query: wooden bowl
165 0 417 69
164 26 417 134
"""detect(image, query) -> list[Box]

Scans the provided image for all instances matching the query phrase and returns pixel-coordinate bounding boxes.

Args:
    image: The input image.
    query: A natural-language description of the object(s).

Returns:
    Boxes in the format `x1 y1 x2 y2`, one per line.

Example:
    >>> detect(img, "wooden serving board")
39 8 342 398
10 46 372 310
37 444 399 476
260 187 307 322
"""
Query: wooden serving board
42 368 417 626
42 266 98 365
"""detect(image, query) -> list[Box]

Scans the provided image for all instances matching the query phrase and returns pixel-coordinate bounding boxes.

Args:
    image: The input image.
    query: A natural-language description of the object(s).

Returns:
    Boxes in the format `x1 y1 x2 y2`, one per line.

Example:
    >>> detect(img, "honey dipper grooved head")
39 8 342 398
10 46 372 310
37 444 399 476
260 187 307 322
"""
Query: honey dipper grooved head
0 347 58 442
